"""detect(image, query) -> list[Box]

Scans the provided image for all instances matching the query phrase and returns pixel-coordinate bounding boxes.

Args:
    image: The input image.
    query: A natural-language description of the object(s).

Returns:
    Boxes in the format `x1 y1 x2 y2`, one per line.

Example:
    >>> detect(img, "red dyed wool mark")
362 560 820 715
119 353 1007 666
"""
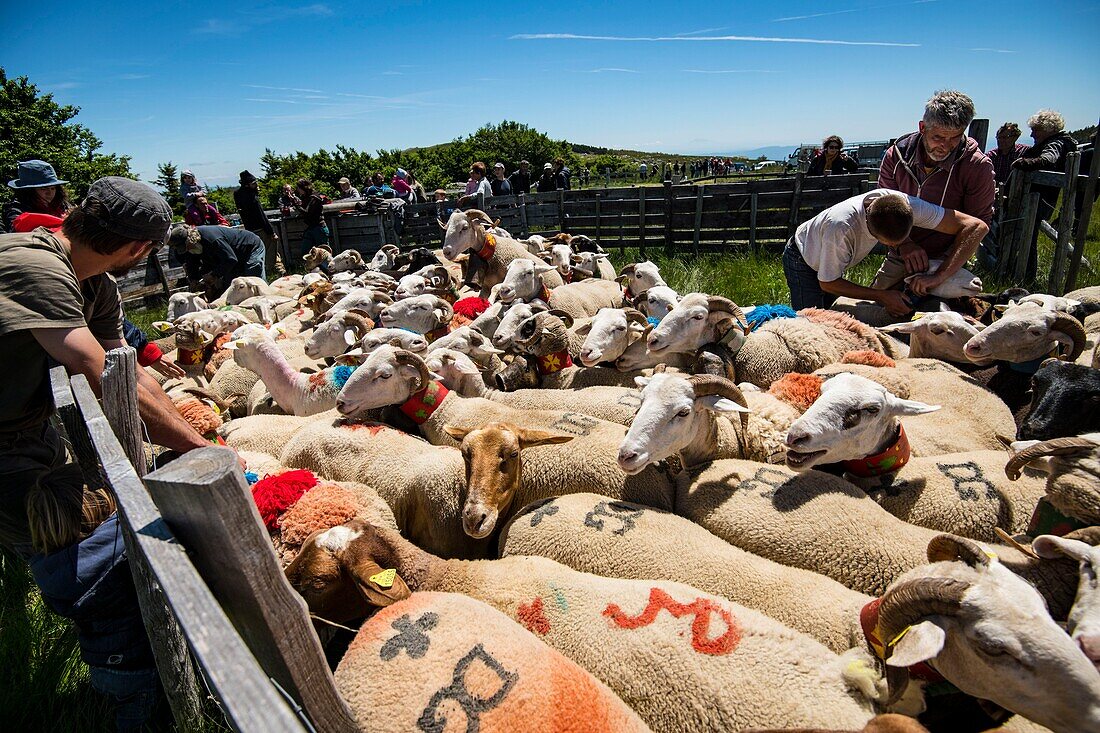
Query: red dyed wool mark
517 597 551 635
340 422 389 435
307 371 328 393
603 587 742 655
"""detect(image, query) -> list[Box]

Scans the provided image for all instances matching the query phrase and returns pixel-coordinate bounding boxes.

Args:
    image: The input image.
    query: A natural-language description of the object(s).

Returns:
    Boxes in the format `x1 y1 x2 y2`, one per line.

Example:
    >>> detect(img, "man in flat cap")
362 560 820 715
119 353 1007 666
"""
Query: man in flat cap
0 176 212 728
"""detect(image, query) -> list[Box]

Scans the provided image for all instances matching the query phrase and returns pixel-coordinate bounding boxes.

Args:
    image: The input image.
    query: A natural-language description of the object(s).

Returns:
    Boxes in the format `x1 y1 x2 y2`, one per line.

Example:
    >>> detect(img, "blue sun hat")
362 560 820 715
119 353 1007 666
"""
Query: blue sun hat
8 159 68 189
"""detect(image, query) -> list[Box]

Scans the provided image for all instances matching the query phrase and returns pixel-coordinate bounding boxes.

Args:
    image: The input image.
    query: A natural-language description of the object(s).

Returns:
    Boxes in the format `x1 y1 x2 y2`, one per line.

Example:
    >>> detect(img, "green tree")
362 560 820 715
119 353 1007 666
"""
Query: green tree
152 161 184 216
204 186 238 217
0 68 131 205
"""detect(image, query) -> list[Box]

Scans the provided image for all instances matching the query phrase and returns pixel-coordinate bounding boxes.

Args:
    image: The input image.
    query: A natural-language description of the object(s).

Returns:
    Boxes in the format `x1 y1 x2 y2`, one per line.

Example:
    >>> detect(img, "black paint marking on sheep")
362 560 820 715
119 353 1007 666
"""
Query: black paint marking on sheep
550 412 599 437
380 612 439 661
527 499 560 527
616 392 642 409
417 643 519 733
937 461 998 501
584 500 645 535
734 466 791 499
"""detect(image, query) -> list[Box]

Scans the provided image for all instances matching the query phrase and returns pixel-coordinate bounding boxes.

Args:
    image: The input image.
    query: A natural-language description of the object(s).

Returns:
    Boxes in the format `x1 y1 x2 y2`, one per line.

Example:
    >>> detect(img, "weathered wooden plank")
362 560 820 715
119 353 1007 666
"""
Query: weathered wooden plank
968 119 990 152
49 365 103 491
102 348 145 478
1066 129 1099 290
71 375 305 732
145 448 357 733
749 192 759 252
1049 151 1081 294
1013 192 1041 283
638 188 646 257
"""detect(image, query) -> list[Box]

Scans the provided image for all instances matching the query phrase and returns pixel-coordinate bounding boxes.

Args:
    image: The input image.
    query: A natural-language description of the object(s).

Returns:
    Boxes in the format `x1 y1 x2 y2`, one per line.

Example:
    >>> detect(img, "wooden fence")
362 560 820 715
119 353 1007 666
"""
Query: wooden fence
49 347 356 732
270 172 869 261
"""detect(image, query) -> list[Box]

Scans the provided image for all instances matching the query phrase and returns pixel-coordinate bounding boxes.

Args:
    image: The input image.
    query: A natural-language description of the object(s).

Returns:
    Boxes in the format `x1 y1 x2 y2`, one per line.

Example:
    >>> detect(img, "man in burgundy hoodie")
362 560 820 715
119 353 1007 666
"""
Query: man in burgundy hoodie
873 90 995 292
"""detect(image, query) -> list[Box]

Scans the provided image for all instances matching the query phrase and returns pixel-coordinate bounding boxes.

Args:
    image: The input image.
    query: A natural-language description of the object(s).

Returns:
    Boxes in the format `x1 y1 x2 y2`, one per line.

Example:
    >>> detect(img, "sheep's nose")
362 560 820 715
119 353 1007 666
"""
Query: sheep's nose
964 338 989 356
1079 634 1100 665
336 398 349 413
785 430 809 448
618 447 638 464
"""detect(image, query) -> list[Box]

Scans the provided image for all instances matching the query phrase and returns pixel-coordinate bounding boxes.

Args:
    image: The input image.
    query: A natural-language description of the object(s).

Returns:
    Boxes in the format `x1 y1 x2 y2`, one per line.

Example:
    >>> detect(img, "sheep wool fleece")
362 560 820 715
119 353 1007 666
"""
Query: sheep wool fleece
432 554 875 732
333 592 649 733
499 493 871 654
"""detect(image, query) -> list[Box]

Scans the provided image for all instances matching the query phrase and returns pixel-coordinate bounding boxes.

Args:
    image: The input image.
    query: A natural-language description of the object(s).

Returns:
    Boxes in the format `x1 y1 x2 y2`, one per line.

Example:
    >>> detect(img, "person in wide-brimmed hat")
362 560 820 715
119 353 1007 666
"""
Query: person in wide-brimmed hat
2 160 72 234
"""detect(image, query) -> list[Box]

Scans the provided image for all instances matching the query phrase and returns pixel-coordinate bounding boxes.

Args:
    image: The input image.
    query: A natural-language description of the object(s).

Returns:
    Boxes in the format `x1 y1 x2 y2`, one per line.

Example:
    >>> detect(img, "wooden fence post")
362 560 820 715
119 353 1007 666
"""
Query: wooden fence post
663 182 674 255
518 192 529 237
557 189 566 233
1013 191 1040 283
692 185 704 257
328 214 342 253
749 191 759 253
997 172 1025 279
594 193 601 245
1048 152 1081 294
787 173 804 239
968 119 990 152
638 188 646 258
476 191 485 212
1066 126 1100 291
97 350 203 729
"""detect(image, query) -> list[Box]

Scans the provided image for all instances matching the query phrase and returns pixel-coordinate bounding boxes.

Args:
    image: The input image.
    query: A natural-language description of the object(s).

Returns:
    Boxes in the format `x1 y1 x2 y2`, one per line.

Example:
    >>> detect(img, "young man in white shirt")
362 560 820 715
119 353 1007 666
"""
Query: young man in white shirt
783 189 988 316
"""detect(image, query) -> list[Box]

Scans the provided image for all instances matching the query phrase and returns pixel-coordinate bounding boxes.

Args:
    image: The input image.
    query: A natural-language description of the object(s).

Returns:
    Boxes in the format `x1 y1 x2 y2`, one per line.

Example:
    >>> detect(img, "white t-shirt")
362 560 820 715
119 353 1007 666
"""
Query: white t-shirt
793 189 946 282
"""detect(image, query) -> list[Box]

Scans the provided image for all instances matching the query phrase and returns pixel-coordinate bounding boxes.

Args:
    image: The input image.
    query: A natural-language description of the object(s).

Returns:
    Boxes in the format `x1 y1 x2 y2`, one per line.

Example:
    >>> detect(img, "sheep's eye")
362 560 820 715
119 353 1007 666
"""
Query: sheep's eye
692 314 705 321
976 638 1008 657
379 372 392 380
676 408 691 418
614 325 625 332
842 410 861 429
1027 328 1044 337
510 450 519 458
863 405 880 415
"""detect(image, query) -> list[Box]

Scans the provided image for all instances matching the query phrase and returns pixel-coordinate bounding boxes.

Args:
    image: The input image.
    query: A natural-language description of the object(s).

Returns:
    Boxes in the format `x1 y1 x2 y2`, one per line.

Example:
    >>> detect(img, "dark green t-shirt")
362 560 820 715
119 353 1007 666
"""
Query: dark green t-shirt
0 229 123 433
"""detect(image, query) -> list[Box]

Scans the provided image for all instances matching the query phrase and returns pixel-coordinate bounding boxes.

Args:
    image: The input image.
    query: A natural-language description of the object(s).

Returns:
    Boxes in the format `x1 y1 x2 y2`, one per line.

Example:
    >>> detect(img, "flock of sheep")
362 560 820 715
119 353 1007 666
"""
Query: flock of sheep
147 207 1100 733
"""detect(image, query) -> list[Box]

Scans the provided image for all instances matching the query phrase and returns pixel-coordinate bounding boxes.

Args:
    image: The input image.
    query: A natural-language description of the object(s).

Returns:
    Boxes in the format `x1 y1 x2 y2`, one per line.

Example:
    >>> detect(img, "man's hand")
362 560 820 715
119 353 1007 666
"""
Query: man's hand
148 354 186 379
878 289 913 317
896 242 929 274
907 273 943 298
1012 157 1041 171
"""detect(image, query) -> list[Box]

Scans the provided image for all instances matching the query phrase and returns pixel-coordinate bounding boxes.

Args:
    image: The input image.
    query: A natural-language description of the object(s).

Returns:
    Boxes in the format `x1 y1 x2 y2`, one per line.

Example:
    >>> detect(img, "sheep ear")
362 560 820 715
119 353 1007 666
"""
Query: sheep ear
1032 535 1092 562
533 262 556 274
880 320 920 334
887 621 946 668
514 427 574 448
221 340 240 351
634 376 651 388
443 425 473 441
344 329 358 346
697 396 752 414
573 321 592 336
349 558 411 609
888 395 941 416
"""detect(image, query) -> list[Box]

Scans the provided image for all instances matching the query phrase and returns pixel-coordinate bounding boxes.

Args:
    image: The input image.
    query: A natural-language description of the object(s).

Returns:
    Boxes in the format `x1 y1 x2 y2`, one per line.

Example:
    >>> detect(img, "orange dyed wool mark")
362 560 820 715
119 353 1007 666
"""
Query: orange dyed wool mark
341 422 389 435
307 371 328 393
603 587 742 655
517 597 551 635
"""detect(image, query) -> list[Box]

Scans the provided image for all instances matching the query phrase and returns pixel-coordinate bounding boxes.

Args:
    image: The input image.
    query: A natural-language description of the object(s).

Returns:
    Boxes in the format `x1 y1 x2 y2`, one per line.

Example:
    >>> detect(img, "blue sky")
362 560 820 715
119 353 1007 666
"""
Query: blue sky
3 1 1097 186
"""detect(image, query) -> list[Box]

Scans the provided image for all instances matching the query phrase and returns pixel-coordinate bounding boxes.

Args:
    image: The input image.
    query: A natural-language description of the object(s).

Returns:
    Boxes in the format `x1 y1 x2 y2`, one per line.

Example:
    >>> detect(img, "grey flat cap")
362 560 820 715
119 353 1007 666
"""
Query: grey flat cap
84 177 173 242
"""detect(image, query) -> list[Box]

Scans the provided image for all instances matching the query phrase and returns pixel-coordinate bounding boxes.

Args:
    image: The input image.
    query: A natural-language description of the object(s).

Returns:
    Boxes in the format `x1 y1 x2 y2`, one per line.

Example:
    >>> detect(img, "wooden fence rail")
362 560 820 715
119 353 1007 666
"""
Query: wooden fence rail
49 347 355 731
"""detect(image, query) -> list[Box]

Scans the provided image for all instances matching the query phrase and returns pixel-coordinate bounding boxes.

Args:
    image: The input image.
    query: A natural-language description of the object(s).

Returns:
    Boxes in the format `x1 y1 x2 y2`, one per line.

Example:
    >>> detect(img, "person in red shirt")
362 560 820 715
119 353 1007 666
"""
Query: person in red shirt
184 193 229 226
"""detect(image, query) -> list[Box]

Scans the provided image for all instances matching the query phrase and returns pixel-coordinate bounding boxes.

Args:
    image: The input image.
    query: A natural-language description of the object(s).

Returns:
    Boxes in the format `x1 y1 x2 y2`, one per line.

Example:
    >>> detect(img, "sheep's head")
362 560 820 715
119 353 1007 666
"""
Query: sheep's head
903 261 982 299
329 249 365 274
225 277 267 305
642 286 680 321
443 422 573 539
427 326 502 365
395 265 450 300
166 291 208 321
336 346 430 416
377 294 452 334
220 334 278 373
1007 433 1100 524
646 293 747 357
441 209 493 260
368 244 400 271
964 301 1087 364
302 246 333 270
618 261 665 297
298 280 336 317
784 372 939 471
543 243 573 277
492 301 546 350
570 251 609 279
355 328 429 357
1032 531 1100 672
424 348 482 391
284 520 412 624
1018 360 1100 441
577 307 649 367
875 534 1100 731
497 259 555 304
617 373 749 474
304 309 375 360
513 310 573 357
880 309 987 364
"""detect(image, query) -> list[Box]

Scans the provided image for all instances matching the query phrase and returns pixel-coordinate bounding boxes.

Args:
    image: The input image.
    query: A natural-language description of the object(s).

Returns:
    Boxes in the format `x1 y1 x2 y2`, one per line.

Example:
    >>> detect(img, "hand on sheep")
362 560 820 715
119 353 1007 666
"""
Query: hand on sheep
878 289 913 317
906 273 942 298
896 242 929 275
149 354 186 379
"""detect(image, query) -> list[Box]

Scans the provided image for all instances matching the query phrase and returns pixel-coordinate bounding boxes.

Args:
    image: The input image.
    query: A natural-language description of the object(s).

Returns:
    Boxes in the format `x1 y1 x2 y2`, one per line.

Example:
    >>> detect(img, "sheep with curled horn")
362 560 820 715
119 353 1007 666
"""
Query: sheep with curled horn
303 308 376 360
615 293 748 372
440 209 564 293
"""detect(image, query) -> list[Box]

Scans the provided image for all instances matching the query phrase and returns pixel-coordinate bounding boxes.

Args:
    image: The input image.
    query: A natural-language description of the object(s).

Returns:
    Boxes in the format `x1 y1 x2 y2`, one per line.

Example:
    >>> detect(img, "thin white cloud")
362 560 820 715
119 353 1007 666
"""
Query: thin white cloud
511 33 919 48
243 97 335 106
674 27 728 36
116 73 150 80
196 19 235 35
243 84 326 94
582 67 638 73
196 4 332 35
773 0 936 22
683 69 779 74
381 71 404 76
49 81 82 90
969 47 1016 53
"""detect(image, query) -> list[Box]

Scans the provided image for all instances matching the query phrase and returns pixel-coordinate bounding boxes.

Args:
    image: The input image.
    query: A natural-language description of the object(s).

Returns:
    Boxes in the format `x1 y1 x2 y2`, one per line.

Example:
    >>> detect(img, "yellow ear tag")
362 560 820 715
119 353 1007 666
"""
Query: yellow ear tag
983 549 999 562
888 625 912 648
369 568 396 589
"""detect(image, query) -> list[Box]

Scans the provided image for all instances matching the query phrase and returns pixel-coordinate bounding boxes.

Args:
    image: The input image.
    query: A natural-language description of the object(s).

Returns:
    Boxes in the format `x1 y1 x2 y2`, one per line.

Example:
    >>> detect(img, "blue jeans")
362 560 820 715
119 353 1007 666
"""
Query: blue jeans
783 239 836 311
243 243 266 281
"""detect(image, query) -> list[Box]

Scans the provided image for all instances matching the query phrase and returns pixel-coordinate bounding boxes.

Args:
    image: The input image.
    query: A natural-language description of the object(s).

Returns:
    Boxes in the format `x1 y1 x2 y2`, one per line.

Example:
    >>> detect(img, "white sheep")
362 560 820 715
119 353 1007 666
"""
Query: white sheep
394 264 454 300
377 294 453 340
615 292 748 372
540 242 574 280
367 243 400 271
328 249 367 273
575 307 650 366
618 261 667 300
496 259 624 320
425 326 503 369
569 250 611 280
640 285 680 320
326 287 392 320
964 300 1088 365
354 327 429 356
166 291 209 321
902 260 982 298
267 274 306 298
303 309 375 360
440 209 564 291
223 276 276 305
491 300 547 350
1032 531 1100 671
288 519 882 732
879 307 989 364
223 336 355 416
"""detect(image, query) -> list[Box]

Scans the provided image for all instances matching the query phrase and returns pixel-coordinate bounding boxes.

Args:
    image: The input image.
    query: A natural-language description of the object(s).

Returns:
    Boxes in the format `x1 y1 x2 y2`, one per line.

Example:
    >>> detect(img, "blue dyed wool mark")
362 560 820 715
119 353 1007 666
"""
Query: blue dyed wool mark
329 365 356 390
746 304 797 331
647 317 661 328
244 471 259 485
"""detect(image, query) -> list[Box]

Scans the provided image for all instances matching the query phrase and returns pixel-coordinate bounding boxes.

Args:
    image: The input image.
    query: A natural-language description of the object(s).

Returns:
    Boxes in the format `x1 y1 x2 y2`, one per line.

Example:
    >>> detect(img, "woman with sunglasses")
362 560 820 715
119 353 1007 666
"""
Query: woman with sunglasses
807 135 859 176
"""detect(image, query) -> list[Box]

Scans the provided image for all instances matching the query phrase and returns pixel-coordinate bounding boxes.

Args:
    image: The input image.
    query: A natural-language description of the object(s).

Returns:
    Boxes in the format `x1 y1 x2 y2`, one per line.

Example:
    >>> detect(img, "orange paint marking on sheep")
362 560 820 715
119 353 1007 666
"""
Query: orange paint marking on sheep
603 588 742 655
517 597 551 636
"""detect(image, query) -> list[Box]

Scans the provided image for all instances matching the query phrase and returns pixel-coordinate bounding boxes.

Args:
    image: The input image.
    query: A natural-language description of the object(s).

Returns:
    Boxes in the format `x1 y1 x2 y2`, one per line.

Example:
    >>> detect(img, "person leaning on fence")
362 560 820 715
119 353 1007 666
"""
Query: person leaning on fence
0 177 215 729
458 162 492 206
234 170 286 277
391 168 414 201
783 189 988 316
168 223 266 300
509 159 532 195
491 162 512 197
987 122 1028 186
2 159 73 234
537 162 558 192
407 170 428 203
874 90 994 289
807 135 859 176
1010 109 1078 284
294 177 330 252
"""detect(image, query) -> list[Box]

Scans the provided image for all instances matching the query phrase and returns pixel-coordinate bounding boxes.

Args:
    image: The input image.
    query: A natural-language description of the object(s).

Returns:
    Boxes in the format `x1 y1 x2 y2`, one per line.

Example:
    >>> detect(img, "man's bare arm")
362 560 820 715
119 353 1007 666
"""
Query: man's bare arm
908 209 988 295
32 327 208 453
